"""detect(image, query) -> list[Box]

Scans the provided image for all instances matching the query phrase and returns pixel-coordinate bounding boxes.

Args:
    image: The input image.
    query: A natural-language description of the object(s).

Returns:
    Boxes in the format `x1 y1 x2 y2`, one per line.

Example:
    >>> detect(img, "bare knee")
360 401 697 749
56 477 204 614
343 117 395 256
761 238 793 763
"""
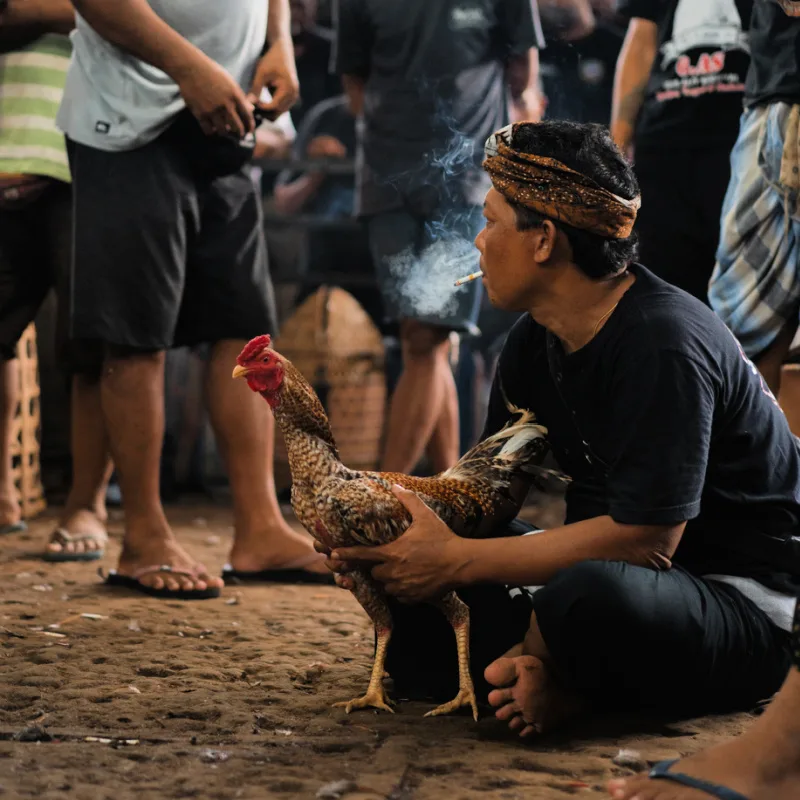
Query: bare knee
400 319 451 359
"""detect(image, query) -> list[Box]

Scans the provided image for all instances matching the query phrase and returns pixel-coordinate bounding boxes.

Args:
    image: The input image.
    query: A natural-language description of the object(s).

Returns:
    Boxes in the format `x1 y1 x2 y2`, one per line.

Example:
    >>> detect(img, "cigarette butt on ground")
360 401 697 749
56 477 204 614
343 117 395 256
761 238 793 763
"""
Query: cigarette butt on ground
454 270 484 287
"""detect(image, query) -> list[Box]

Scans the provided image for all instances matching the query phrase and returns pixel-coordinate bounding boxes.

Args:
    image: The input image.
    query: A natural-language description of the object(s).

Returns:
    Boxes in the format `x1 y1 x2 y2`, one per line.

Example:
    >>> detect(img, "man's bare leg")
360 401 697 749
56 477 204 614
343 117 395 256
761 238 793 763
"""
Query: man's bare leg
484 610 583 737
206 340 325 574
0 358 22 527
46 375 112 557
608 666 800 800
425 349 461 474
103 351 221 593
755 318 798 396
381 320 458 474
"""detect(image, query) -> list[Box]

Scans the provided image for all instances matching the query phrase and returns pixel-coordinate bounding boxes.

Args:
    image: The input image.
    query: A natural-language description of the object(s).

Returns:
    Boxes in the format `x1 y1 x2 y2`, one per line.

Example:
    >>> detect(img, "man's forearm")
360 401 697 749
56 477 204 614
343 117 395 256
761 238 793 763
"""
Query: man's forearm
342 74 365 116
0 0 74 52
454 515 680 587
610 19 657 153
71 0 203 81
273 172 325 216
506 48 539 104
266 0 291 46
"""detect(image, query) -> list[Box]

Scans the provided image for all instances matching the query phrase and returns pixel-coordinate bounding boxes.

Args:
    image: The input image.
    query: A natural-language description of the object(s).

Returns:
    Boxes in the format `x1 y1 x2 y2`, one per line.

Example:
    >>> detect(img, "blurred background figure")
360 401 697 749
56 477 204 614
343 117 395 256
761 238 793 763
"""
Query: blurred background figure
334 0 544 477
0 0 112 559
612 0 753 303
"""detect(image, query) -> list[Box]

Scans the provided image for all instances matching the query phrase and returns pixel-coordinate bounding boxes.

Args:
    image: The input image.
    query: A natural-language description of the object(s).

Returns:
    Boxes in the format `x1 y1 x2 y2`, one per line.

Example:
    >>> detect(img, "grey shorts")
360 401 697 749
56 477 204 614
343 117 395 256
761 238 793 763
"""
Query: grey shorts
367 205 484 334
67 134 278 351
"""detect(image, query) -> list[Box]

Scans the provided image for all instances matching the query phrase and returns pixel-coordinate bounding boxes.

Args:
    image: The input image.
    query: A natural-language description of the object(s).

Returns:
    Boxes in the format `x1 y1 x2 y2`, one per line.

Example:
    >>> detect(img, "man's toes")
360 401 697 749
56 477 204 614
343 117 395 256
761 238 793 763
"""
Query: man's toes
494 701 521 722
484 657 519 689
487 687 514 708
507 715 526 731
178 576 195 592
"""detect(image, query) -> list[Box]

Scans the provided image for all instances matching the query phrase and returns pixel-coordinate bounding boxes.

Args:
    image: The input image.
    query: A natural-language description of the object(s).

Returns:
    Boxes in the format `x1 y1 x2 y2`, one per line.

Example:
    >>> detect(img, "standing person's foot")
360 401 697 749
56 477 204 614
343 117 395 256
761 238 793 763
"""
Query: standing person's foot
608 735 800 800
0 487 25 534
44 507 108 562
106 527 224 599
484 654 582 737
223 521 333 584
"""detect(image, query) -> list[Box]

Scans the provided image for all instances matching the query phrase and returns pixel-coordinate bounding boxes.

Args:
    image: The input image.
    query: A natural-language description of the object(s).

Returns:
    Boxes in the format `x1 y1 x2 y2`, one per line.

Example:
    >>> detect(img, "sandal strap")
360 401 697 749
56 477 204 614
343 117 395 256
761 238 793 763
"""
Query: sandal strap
129 564 206 580
649 760 750 800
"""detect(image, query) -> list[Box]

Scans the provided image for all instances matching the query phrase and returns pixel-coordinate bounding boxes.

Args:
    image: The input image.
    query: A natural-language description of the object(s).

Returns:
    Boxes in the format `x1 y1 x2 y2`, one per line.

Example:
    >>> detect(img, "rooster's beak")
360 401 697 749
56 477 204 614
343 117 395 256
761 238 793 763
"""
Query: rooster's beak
232 364 250 379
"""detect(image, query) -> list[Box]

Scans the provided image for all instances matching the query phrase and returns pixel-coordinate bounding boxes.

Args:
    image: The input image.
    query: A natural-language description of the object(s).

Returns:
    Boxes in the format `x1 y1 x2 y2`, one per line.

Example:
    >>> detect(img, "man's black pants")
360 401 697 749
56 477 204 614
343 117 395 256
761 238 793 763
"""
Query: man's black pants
385 560 793 717
634 146 733 305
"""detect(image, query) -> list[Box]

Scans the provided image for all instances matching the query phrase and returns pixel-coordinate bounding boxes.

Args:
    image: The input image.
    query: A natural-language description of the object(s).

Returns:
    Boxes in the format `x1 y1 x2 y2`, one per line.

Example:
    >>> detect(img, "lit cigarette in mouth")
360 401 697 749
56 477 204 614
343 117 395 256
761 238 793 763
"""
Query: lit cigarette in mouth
454 270 483 287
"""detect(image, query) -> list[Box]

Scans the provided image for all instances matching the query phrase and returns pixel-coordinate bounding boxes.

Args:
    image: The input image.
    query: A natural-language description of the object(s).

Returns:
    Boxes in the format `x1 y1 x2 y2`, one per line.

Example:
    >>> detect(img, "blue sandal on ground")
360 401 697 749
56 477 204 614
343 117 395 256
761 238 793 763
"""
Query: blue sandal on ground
649 760 750 800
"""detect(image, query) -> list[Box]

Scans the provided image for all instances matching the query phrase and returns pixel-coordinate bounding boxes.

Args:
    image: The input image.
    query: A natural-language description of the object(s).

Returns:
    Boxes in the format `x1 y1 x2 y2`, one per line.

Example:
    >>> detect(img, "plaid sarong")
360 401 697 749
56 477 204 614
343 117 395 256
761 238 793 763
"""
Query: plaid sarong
709 102 800 359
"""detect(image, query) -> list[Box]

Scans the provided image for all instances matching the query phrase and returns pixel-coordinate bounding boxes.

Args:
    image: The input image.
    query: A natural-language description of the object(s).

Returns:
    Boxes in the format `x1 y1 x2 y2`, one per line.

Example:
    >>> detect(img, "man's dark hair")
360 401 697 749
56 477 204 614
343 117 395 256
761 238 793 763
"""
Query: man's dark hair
509 121 639 279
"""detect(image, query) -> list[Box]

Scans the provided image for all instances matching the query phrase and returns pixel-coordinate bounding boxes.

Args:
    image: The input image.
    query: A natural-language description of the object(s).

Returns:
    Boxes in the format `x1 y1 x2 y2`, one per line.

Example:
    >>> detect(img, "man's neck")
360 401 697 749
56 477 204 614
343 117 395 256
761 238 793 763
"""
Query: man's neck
528 266 635 353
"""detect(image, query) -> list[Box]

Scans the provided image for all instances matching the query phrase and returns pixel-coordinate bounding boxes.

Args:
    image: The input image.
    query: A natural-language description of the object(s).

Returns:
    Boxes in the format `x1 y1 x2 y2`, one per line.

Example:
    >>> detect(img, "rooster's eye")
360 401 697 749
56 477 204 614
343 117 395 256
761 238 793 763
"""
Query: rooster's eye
262 356 270 363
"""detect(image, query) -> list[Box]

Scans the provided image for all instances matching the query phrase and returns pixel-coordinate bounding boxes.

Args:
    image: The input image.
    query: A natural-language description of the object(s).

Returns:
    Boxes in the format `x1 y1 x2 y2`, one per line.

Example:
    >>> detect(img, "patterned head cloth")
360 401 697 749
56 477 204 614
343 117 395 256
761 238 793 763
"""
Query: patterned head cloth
483 123 641 240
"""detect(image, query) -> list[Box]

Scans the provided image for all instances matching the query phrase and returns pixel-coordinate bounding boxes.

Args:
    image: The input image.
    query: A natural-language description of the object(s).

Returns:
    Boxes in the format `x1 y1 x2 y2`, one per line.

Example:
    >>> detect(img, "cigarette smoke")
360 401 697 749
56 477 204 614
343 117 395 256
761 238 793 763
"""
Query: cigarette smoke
387 232 479 318
382 93 487 318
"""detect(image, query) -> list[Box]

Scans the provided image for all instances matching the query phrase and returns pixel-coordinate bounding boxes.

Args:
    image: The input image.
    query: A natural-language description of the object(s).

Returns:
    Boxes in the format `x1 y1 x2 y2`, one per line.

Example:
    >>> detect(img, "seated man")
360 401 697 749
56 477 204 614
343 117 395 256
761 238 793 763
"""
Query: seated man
331 120 800 735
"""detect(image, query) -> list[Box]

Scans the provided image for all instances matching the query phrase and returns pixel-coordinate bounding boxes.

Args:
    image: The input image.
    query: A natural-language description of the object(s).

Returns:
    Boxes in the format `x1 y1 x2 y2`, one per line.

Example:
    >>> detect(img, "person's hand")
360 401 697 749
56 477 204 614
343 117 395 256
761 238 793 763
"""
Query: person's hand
330 485 467 603
306 135 348 159
248 41 300 119
175 53 255 138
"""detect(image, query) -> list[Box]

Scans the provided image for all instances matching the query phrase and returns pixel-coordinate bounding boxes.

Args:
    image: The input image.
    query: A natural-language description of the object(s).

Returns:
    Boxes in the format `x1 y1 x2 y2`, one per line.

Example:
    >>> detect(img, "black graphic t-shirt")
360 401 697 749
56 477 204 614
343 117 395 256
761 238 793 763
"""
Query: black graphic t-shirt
745 0 800 108
619 0 753 151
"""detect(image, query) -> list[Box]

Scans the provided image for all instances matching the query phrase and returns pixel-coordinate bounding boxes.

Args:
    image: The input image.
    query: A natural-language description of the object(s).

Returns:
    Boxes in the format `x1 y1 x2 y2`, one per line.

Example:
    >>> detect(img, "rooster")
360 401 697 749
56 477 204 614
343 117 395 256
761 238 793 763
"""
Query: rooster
233 334 554 721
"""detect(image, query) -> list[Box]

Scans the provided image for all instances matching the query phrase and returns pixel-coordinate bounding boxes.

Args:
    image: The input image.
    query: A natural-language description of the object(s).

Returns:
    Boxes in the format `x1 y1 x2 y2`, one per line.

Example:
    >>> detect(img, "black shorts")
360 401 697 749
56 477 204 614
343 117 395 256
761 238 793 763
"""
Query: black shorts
67 135 277 351
0 181 71 360
386 547 793 716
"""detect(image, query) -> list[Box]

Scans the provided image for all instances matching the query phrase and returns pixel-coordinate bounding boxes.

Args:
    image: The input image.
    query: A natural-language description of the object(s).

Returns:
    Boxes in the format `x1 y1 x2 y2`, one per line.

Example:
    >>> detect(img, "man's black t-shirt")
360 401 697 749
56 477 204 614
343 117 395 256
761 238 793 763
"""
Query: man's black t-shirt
334 0 543 216
484 265 800 592
618 0 752 151
745 1 800 108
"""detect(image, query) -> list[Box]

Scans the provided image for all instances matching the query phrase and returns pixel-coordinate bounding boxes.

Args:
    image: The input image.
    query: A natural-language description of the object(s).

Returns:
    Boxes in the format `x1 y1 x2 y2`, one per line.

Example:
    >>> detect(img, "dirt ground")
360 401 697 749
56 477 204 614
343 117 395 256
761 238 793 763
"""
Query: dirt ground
0 504 757 800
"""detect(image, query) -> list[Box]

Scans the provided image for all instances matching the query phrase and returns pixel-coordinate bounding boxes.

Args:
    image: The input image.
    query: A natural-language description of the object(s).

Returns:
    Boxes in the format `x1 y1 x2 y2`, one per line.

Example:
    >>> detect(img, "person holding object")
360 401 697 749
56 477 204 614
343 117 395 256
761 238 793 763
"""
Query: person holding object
326 120 800 746
55 0 329 599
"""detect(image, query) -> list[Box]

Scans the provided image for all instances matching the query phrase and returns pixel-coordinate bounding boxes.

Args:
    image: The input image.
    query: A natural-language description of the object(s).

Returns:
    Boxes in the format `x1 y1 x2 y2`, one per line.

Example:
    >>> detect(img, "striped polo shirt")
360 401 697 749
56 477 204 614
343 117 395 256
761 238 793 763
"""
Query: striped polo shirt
0 34 71 183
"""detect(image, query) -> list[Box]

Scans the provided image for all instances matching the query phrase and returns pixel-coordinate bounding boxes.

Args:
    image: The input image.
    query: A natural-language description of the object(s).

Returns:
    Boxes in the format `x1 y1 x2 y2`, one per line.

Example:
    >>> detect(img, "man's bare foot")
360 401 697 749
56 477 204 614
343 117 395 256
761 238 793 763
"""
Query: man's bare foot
608 736 800 799
484 655 580 737
46 508 108 558
484 654 582 737
0 486 22 529
607 736 800 800
118 530 224 593
227 522 328 575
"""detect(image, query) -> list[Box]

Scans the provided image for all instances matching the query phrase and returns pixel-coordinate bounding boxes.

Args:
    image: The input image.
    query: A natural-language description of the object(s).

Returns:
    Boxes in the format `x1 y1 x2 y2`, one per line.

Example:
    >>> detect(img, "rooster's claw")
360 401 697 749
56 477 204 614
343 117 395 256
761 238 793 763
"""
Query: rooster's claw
334 690 395 714
424 685 479 721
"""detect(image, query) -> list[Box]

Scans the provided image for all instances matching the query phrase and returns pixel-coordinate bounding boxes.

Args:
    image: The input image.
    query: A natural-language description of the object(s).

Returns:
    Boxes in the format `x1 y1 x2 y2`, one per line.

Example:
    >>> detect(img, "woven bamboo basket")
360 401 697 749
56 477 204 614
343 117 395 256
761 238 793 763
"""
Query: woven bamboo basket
11 324 46 518
273 286 386 489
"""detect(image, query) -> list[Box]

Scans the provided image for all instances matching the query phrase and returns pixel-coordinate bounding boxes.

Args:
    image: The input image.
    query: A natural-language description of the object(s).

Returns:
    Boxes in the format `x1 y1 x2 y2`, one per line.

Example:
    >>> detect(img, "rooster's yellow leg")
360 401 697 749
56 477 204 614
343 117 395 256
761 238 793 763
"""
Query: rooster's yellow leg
334 626 395 713
425 593 479 721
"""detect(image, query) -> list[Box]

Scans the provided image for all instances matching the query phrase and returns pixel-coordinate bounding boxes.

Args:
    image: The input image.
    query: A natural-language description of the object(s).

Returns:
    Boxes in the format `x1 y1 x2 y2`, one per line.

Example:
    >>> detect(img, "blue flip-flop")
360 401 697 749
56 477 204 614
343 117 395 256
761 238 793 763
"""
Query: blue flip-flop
649 760 750 800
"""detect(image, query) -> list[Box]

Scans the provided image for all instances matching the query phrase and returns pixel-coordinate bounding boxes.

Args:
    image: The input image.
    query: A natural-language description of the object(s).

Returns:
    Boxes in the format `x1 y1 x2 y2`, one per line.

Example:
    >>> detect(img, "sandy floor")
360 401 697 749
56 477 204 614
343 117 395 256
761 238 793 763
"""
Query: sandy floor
0 504 757 799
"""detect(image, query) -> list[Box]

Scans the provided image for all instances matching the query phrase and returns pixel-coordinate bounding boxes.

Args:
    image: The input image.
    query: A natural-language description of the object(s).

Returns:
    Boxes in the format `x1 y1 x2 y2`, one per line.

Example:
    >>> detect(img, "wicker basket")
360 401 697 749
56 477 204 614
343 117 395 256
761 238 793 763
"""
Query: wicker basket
273 286 386 488
11 324 46 519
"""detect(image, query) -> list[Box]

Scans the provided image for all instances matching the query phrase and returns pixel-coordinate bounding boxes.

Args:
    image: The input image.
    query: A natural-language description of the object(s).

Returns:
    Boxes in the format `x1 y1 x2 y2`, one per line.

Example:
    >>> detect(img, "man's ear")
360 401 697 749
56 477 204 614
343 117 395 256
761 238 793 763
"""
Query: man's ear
531 220 558 264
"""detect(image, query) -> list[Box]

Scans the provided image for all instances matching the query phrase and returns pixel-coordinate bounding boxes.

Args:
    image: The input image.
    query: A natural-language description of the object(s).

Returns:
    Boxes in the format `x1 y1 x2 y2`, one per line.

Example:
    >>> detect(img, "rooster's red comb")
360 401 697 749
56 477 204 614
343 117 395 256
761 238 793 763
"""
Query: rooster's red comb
237 335 272 365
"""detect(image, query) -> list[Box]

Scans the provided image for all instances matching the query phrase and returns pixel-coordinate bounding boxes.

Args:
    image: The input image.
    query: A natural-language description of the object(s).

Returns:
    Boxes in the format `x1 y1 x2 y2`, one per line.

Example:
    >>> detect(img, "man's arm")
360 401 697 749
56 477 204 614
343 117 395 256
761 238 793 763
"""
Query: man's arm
71 0 255 136
331 488 684 602
610 17 657 158
456 515 683 587
250 0 299 117
506 49 545 123
0 0 74 53
539 0 596 41
334 0 372 116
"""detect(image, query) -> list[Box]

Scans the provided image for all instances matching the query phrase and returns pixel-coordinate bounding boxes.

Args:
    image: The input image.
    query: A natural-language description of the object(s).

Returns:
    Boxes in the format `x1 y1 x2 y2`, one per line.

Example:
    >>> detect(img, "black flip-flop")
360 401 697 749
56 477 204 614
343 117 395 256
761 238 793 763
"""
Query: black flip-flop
102 566 222 600
222 565 335 586
648 760 750 800
0 521 26 535
43 528 106 562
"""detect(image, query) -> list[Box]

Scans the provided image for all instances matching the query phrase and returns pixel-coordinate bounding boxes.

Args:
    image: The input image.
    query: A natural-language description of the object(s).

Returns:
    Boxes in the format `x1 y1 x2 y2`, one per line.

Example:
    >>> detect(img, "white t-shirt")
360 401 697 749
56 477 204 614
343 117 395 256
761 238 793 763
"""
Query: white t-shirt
57 1 273 151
